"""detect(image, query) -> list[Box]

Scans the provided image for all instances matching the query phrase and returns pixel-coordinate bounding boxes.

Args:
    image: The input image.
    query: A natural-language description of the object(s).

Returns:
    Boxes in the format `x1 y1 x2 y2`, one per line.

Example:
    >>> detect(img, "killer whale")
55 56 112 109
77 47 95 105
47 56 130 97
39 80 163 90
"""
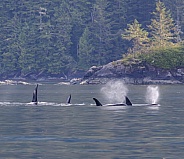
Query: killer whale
93 96 132 106
66 94 71 104
150 103 159 106
32 84 38 105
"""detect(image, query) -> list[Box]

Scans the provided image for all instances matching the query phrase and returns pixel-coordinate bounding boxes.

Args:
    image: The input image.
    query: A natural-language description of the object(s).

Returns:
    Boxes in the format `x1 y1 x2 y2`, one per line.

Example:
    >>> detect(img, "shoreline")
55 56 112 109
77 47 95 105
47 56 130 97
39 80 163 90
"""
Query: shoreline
0 78 183 85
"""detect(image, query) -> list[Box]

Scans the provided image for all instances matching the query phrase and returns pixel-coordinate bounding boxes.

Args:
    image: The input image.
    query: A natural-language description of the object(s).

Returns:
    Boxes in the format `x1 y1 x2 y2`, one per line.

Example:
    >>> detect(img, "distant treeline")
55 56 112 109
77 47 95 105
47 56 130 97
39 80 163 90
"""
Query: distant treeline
0 0 183 78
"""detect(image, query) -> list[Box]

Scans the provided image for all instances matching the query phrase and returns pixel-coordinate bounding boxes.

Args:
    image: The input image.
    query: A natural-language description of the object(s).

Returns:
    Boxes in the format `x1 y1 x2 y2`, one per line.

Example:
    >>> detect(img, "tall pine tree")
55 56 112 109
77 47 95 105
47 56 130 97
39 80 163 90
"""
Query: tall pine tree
122 19 149 54
148 0 176 47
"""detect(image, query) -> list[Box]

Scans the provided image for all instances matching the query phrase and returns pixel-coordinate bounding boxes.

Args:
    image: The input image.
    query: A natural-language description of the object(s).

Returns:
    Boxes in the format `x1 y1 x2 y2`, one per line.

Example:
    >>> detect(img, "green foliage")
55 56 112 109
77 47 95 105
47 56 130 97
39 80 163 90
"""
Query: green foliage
122 0 184 71
148 0 176 46
78 0 127 69
0 0 183 79
78 27 95 69
162 0 184 41
141 45 184 69
122 19 149 53
124 0 157 28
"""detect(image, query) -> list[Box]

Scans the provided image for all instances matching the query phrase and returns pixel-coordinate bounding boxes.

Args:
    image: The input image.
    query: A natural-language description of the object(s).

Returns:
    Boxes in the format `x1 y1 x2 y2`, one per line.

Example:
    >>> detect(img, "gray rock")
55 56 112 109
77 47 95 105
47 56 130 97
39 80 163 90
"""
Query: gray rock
81 60 184 84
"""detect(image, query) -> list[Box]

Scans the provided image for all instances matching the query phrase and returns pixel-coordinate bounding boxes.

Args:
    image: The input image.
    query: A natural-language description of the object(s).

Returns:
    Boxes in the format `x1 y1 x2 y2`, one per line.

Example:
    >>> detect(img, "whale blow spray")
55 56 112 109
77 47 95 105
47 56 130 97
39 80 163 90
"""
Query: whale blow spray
101 80 128 103
146 85 159 104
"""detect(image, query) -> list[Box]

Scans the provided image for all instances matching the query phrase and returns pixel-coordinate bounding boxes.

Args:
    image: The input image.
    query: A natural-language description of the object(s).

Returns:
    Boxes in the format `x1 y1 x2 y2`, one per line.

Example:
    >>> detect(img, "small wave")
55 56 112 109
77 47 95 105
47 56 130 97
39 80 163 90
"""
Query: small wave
0 102 26 106
74 103 85 106
132 103 149 107
100 105 127 111
25 102 73 107
131 103 160 107
0 101 86 107
147 105 160 110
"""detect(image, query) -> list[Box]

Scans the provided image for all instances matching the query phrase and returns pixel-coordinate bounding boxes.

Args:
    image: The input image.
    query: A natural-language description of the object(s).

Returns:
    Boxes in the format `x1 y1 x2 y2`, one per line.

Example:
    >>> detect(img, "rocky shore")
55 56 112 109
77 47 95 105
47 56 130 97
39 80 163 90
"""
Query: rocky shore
80 60 184 85
0 60 183 85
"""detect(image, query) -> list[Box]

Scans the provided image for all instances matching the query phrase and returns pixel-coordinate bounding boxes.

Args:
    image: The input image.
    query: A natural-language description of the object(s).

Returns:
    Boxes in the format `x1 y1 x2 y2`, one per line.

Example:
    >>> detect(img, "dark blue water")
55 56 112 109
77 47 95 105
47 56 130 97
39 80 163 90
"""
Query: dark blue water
0 83 184 159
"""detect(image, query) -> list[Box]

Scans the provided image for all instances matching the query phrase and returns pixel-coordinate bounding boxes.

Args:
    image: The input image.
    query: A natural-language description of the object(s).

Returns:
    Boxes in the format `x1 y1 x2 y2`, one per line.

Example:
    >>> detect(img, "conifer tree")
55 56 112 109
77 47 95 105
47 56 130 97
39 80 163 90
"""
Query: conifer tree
124 0 157 28
148 0 176 47
78 27 95 69
122 19 149 54
162 0 184 42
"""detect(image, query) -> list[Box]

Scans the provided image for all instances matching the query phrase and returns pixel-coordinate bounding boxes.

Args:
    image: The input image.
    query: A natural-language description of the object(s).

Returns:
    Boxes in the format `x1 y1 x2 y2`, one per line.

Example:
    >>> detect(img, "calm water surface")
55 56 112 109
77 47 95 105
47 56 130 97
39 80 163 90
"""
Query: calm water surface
0 83 184 159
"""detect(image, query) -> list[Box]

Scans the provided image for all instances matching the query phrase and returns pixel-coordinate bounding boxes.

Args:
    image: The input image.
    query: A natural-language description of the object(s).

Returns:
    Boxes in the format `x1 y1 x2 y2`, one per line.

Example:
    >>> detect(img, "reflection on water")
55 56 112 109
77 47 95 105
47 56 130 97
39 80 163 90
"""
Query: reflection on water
0 84 184 159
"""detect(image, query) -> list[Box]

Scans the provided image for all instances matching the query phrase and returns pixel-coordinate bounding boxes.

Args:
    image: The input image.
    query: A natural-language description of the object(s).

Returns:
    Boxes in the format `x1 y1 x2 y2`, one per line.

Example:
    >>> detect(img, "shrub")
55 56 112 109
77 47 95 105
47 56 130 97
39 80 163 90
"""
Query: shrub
141 45 184 69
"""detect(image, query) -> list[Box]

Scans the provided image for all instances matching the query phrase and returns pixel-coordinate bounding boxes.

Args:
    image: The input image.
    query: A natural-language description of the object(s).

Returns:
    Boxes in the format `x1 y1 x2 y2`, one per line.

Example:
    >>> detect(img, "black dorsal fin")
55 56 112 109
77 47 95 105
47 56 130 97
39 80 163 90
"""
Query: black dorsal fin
125 96 132 106
32 84 38 105
93 98 103 106
66 94 71 104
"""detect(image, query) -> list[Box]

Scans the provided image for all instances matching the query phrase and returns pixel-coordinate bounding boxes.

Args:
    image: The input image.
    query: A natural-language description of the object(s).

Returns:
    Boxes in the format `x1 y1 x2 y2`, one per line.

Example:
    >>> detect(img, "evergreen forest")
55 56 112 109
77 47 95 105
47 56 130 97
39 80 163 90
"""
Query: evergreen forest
0 0 184 79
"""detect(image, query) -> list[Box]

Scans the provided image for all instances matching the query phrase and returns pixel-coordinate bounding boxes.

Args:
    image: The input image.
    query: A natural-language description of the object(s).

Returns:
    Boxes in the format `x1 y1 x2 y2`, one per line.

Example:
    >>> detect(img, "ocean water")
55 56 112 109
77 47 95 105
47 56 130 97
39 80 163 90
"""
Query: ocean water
0 83 183 159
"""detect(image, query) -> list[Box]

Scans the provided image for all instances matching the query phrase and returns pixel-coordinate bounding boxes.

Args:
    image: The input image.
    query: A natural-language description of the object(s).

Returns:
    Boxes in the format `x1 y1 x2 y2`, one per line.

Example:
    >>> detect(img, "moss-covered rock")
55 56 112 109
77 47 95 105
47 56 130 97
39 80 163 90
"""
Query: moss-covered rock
81 60 184 84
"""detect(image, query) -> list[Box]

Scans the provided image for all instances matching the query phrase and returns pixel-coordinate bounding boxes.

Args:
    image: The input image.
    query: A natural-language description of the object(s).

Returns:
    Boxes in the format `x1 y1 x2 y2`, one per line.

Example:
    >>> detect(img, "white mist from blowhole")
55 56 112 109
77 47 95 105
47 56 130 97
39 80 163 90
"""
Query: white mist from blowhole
101 80 128 103
146 85 159 104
